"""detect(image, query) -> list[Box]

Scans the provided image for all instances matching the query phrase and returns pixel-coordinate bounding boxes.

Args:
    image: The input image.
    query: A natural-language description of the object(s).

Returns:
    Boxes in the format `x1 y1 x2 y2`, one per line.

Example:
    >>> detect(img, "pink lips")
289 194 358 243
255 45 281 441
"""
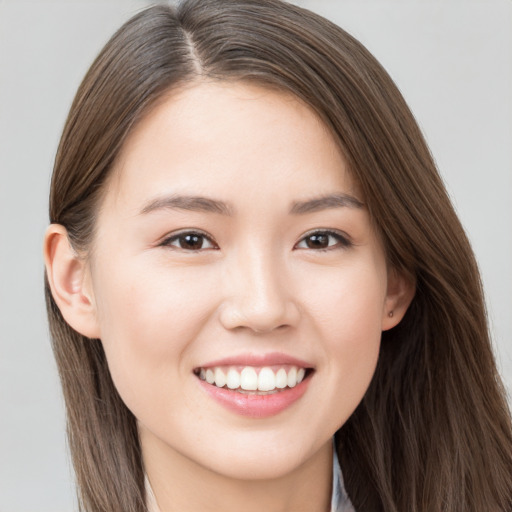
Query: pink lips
199 352 313 369
195 352 313 419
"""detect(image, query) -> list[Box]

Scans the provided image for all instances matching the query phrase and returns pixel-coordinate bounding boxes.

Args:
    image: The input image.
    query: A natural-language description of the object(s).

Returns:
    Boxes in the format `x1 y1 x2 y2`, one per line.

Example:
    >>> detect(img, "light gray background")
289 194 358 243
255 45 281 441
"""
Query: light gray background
1 1 510 511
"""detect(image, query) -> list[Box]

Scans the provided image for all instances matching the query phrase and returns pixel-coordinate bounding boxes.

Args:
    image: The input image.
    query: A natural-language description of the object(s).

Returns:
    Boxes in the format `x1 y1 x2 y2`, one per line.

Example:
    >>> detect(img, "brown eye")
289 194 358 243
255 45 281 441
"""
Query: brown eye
178 234 205 250
304 233 330 249
296 230 352 250
162 231 216 251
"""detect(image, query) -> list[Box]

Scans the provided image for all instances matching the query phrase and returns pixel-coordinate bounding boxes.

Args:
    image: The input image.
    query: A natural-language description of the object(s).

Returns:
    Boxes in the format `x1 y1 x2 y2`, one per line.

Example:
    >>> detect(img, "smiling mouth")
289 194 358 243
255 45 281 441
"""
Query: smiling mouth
193 365 314 395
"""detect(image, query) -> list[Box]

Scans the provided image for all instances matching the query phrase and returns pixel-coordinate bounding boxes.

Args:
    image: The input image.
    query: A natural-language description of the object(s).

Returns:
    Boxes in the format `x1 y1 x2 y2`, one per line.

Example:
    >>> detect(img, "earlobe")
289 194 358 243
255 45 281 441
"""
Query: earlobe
43 224 101 339
382 267 415 331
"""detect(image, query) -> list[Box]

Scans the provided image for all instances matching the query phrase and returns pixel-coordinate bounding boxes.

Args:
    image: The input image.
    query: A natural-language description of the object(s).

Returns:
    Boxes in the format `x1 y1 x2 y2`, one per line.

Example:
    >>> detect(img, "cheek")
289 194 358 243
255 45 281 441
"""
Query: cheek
90 256 217 407
308 257 387 342
305 259 386 420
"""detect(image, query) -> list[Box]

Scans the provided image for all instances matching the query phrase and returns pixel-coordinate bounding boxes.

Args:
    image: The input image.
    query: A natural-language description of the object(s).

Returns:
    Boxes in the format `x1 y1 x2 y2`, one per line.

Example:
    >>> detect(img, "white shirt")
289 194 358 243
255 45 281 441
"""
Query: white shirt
331 447 356 512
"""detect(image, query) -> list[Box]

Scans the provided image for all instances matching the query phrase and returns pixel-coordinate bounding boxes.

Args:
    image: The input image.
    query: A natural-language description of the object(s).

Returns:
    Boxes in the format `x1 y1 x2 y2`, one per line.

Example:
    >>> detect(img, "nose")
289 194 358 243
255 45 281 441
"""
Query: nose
219 250 300 334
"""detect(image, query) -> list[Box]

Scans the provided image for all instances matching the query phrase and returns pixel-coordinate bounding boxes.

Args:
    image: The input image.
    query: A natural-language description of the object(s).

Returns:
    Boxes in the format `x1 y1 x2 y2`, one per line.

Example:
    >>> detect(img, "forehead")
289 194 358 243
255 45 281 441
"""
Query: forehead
106 80 358 212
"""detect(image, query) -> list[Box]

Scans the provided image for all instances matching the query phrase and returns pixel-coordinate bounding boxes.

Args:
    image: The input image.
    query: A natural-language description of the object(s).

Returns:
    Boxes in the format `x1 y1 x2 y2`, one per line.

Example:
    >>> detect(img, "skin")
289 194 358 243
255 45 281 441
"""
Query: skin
45 81 413 511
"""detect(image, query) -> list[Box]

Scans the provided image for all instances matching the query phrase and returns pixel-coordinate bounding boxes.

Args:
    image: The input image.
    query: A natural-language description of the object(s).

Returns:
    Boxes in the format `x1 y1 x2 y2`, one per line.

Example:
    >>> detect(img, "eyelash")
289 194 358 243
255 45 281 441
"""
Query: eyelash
160 230 218 251
295 229 352 251
159 229 352 252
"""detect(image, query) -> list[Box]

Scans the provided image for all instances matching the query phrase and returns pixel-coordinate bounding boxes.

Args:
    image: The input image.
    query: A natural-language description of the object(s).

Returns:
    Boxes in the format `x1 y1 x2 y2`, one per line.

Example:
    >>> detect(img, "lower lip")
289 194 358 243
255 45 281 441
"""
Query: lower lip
197 375 311 418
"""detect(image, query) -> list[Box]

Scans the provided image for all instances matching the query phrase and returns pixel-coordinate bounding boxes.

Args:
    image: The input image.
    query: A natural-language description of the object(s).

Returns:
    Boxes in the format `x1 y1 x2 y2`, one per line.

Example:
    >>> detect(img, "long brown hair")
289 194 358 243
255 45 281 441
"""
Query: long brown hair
46 1 512 510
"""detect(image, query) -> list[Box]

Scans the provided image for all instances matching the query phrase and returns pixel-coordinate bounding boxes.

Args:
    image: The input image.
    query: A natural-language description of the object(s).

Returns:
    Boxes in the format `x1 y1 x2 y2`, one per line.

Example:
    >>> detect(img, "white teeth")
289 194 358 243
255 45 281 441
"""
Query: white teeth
257 367 276 391
198 365 309 392
226 368 240 389
275 368 288 389
205 369 215 384
240 367 258 390
287 367 297 388
214 368 226 388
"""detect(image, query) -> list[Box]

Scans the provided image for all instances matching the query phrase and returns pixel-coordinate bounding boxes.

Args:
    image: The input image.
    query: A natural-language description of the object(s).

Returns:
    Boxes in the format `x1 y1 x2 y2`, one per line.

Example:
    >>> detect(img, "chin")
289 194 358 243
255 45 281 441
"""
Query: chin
187 426 333 482
201 446 314 481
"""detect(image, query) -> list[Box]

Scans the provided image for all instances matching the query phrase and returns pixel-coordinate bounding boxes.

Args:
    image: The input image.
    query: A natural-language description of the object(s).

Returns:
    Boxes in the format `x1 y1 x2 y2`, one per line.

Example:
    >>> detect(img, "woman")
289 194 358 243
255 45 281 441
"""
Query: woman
43 1 512 511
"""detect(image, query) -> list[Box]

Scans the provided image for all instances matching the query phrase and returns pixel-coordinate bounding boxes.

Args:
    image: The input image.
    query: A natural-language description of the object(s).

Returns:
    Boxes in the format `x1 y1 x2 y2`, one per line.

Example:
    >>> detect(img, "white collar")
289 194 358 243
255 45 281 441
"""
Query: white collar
331 444 356 512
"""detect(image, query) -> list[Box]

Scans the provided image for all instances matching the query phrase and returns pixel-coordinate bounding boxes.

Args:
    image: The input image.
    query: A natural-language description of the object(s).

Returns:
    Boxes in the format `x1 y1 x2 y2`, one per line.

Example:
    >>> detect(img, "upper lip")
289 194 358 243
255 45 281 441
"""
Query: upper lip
196 352 314 369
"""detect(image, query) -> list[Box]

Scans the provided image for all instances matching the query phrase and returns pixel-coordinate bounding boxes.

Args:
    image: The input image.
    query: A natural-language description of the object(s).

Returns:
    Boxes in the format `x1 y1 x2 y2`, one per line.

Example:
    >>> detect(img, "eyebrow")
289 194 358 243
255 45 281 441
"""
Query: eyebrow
290 193 364 214
139 192 364 216
140 195 234 216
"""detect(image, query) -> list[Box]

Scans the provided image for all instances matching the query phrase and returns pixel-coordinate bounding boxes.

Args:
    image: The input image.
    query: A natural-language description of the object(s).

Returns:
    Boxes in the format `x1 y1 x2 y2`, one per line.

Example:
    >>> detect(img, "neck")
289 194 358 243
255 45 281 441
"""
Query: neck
141 427 333 512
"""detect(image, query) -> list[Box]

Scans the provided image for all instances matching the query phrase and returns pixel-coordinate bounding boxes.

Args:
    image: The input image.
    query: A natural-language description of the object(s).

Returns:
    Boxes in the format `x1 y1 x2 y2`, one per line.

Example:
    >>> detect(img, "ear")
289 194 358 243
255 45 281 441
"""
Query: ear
43 224 101 339
381 267 415 331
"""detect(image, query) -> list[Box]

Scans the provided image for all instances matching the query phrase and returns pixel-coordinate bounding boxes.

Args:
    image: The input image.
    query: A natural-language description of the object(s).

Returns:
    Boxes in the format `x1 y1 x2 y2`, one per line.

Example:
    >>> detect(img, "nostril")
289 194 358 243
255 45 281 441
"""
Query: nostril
252 323 289 334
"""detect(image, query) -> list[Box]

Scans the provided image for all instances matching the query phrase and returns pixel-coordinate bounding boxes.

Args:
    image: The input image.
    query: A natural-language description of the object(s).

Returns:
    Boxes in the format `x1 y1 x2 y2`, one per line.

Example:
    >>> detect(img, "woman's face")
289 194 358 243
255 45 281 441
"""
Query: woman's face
83 82 403 480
